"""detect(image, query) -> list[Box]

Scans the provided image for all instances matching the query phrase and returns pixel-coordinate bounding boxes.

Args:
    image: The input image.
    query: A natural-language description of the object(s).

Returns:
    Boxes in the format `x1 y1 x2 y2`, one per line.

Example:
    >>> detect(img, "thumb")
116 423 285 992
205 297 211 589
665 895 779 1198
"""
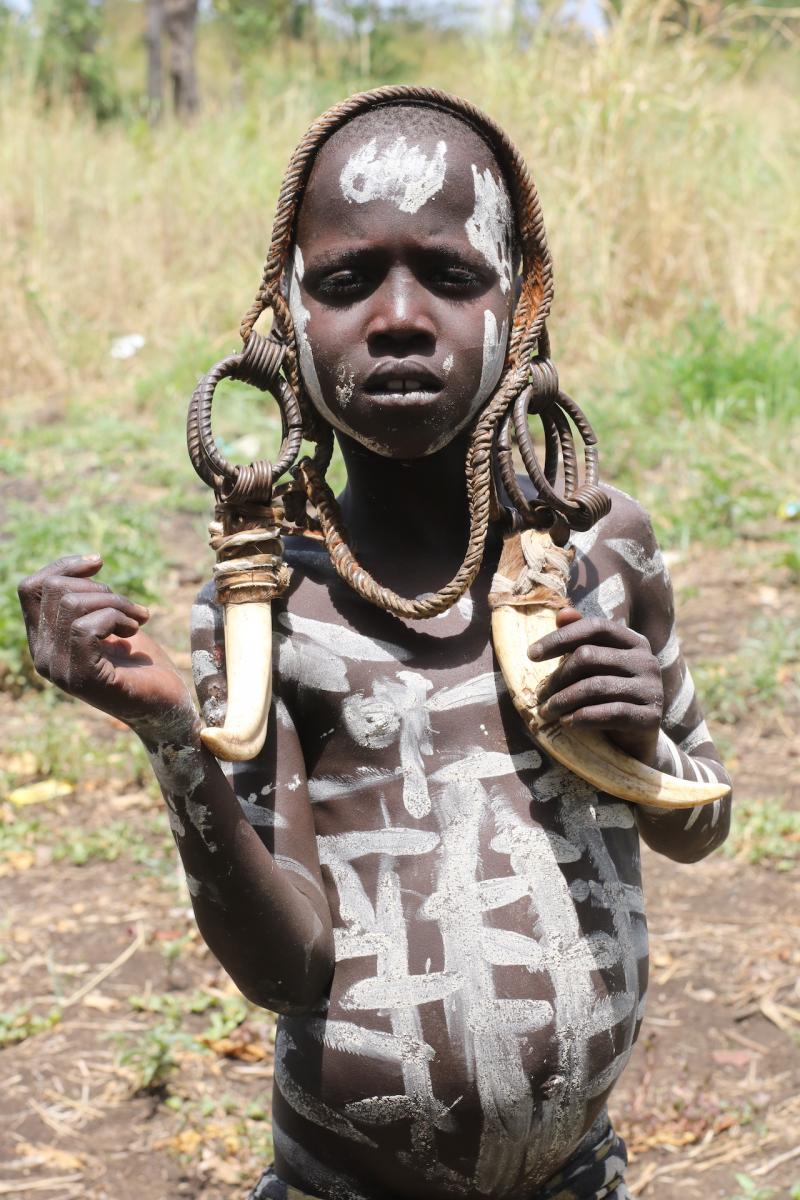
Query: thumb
555 606 583 628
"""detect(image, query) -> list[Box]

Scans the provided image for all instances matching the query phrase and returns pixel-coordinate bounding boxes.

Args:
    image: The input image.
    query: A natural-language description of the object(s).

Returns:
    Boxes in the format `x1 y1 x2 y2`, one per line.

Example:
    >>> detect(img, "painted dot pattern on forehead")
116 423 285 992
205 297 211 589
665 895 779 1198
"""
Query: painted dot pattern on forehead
339 135 448 214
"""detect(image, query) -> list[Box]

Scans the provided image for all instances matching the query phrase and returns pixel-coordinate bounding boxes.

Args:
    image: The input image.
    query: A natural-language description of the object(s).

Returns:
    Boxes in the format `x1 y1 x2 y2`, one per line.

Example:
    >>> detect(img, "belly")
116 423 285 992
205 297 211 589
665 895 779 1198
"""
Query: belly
273 764 646 1200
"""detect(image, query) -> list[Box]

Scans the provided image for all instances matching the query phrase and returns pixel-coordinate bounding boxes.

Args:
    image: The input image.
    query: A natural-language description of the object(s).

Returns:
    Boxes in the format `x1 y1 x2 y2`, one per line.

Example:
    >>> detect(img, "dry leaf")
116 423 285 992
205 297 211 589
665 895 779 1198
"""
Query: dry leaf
202 1035 269 1062
2 850 36 874
161 1129 203 1155
210 1158 241 1185
0 750 38 777
711 1049 752 1068
7 779 74 807
109 790 150 811
17 1142 85 1171
82 991 120 1012
685 984 716 1003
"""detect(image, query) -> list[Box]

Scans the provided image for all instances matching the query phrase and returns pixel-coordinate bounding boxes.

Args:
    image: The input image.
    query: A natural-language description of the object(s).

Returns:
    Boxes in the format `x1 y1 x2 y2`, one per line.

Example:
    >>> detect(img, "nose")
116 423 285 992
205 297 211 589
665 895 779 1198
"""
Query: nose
365 267 436 359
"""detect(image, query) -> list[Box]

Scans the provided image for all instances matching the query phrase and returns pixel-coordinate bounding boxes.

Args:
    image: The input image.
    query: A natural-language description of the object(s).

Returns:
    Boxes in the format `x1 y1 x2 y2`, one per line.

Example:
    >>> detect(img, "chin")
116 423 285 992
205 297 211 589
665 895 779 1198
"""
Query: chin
353 428 466 460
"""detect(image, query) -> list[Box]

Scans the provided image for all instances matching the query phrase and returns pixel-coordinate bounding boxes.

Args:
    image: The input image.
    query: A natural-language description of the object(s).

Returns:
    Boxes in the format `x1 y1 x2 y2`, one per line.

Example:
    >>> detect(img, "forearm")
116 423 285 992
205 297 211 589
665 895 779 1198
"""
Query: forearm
133 707 334 1012
634 729 732 862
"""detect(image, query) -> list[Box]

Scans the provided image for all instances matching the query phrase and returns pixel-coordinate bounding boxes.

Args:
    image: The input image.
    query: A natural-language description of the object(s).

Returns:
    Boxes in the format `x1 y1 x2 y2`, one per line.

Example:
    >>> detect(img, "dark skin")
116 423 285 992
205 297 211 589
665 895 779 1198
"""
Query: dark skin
19 112 730 1197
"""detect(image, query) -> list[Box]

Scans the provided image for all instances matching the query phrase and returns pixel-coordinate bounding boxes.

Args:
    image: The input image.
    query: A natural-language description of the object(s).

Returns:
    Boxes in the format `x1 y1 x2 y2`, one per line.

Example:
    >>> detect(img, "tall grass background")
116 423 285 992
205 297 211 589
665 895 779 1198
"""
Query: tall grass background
1 0 799 684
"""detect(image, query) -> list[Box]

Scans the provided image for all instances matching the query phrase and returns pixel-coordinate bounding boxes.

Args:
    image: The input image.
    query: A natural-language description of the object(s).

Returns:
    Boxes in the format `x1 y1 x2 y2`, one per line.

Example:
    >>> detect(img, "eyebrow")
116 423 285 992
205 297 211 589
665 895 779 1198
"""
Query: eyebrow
302 241 492 272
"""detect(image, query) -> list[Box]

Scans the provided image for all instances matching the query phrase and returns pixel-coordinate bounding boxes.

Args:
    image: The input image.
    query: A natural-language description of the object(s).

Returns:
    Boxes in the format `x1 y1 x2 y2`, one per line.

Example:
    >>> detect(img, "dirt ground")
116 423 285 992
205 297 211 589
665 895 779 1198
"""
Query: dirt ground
1 539 798 1200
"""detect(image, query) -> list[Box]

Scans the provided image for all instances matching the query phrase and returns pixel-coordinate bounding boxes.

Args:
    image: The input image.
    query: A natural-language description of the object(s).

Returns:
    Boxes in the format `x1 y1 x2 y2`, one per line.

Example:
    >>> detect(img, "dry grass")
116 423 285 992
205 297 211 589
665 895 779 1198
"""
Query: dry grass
1 4 798 408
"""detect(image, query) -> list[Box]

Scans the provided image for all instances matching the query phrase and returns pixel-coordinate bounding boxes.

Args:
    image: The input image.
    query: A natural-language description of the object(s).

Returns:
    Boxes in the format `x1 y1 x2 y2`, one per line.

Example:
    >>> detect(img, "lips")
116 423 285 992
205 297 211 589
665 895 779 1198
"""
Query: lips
364 361 444 396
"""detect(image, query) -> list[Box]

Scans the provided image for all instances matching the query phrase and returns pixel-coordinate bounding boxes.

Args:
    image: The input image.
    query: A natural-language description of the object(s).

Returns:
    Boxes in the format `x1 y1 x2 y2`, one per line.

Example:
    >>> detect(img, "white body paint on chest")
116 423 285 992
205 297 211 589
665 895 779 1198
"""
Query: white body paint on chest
465 164 514 295
339 137 448 213
278 611 412 662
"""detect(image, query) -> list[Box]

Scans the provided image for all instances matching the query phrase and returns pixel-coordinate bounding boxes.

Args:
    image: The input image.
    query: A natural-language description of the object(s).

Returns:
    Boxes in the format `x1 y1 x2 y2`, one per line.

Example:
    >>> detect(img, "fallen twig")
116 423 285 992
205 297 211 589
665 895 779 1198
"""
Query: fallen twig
61 925 145 1010
0 1178 83 1195
751 1143 800 1178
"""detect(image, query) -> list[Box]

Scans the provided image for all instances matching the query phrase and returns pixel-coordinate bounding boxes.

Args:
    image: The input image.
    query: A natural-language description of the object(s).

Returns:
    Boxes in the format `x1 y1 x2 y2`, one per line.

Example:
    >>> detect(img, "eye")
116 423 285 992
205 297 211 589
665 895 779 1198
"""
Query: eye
429 264 484 296
315 269 371 300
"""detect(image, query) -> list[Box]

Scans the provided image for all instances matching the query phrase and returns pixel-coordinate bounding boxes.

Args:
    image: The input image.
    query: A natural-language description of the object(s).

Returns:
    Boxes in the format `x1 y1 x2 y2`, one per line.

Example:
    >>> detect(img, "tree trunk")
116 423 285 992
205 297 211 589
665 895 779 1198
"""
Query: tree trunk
306 0 320 69
165 0 200 120
145 0 164 122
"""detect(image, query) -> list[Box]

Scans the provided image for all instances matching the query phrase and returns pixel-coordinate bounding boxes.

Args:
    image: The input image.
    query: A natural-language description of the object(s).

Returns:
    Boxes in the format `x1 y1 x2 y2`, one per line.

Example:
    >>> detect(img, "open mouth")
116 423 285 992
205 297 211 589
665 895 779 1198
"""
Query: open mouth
365 362 444 398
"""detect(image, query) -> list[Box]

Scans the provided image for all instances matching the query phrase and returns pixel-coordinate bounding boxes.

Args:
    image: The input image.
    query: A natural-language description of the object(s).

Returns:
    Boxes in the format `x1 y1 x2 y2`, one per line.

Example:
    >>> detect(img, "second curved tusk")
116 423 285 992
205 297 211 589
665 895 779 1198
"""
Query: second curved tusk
200 600 273 762
491 576 730 811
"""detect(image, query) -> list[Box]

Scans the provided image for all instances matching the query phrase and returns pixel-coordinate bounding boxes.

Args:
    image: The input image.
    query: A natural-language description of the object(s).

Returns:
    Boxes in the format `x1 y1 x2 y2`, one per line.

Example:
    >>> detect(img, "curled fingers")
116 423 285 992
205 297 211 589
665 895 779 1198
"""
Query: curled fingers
19 555 103 656
49 592 149 688
62 605 142 694
538 643 658 702
529 617 649 662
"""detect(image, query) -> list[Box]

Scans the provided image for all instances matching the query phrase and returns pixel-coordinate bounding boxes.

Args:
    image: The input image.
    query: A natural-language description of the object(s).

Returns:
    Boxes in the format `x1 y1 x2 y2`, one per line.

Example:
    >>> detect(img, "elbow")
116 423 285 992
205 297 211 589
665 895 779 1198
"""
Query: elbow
637 796 732 863
239 983 329 1017
237 933 335 1016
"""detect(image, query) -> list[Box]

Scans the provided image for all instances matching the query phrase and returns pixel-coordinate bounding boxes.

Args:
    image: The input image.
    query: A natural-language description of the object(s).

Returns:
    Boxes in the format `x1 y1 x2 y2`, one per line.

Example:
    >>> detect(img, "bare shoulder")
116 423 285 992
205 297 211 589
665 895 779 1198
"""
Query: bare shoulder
567 483 671 627
596 483 659 546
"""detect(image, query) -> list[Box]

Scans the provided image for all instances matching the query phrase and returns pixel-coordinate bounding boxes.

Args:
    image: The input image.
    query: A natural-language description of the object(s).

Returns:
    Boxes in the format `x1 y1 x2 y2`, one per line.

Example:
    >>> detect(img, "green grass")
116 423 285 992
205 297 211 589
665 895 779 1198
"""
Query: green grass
0 1003 61 1047
588 305 800 550
693 615 800 727
0 690 154 789
725 797 800 872
0 807 174 872
118 988 264 1093
728 1175 800 1200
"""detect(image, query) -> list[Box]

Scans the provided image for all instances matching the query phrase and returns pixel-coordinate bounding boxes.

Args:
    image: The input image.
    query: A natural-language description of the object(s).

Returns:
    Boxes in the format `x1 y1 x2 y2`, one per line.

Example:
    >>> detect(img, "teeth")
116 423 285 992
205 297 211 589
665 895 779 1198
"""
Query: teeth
386 378 405 392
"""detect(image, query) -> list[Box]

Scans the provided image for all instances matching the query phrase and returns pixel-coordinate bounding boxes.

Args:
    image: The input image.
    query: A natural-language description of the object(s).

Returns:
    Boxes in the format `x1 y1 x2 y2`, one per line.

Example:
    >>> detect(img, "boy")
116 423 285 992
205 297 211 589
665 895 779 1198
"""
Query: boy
19 88 731 1200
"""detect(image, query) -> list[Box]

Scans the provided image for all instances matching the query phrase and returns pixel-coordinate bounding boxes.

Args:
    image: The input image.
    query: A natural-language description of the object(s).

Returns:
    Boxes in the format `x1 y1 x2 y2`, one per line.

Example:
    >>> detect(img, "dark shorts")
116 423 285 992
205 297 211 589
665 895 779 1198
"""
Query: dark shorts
248 1112 630 1200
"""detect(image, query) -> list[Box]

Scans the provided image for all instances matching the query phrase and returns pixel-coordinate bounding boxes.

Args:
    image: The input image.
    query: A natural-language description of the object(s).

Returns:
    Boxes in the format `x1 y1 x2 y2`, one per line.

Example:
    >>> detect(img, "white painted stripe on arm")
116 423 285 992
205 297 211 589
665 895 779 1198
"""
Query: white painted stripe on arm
575 573 625 620
656 627 680 670
606 538 665 580
664 668 696 728
680 720 711 753
657 730 685 778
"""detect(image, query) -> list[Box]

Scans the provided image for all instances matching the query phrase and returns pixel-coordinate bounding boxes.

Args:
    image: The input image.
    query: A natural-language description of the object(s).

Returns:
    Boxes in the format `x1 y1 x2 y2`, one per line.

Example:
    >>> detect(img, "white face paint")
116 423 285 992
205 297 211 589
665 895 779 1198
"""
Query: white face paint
442 353 454 374
422 309 508 457
465 164 514 295
340 137 448 214
287 245 325 412
336 361 355 408
288 245 392 456
478 309 508 405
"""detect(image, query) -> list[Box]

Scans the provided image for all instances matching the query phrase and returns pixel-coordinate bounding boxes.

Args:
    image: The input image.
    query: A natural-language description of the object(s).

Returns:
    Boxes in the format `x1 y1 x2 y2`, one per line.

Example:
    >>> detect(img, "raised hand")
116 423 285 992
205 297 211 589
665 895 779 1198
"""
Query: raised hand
18 555 194 729
529 607 664 767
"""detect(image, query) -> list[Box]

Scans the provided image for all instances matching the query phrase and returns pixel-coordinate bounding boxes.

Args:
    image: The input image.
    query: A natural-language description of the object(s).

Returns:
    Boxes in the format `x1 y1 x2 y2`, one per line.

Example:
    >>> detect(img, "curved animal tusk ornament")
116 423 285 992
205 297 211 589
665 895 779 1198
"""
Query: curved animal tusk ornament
489 528 730 810
200 598 273 761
